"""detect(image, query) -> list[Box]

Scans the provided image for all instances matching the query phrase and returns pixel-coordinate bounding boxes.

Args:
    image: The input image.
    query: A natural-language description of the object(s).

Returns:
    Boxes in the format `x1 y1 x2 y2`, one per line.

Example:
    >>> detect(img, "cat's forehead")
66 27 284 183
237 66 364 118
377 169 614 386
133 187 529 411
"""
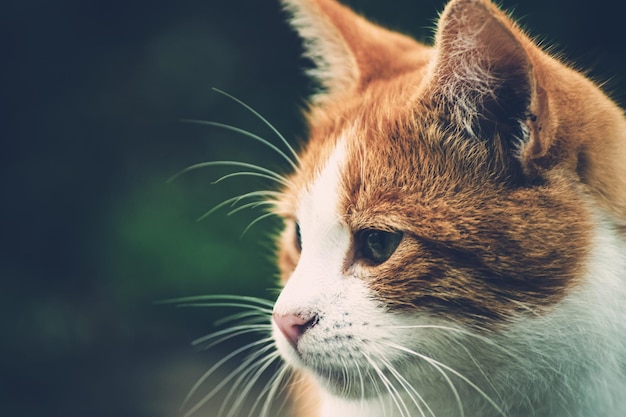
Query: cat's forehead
297 96 484 206
301 85 436 175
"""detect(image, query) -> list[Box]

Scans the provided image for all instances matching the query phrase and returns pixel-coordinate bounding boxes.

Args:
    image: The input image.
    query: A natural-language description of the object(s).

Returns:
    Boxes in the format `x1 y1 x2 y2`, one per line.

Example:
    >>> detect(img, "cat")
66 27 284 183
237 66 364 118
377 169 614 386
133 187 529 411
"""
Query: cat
182 0 626 416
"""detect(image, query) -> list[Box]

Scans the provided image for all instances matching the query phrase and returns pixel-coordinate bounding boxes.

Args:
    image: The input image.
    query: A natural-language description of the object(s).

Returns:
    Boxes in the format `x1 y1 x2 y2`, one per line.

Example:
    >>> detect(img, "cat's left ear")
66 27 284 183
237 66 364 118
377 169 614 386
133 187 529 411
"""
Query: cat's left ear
428 0 554 172
281 0 430 103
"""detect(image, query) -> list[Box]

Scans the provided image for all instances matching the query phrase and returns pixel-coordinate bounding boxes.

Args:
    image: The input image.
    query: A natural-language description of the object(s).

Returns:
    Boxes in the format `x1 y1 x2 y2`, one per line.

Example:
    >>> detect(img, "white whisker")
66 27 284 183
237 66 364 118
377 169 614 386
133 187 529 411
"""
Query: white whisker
240 211 278 237
168 293 281 417
196 190 282 221
211 88 301 166
380 357 434 417
181 119 298 171
213 310 270 327
357 361 365 401
211 171 288 186
213 310 268 327
386 324 518 359
168 160 292 188
384 342 508 417
339 356 350 398
227 200 278 217
176 302 272 315
367 368 389 417
449 337 505 407
364 354 410 417
260 365 291 417
252 361 290 417
192 323 271 350
224 351 282 417
182 338 275 417
389 342 464 417
217 350 279 417
163 294 275 308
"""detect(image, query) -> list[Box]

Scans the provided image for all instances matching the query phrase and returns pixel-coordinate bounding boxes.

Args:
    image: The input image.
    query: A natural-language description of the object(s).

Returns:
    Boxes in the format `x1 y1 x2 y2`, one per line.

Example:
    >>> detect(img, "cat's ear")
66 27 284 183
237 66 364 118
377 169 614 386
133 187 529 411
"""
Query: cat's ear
428 0 554 174
281 0 429 103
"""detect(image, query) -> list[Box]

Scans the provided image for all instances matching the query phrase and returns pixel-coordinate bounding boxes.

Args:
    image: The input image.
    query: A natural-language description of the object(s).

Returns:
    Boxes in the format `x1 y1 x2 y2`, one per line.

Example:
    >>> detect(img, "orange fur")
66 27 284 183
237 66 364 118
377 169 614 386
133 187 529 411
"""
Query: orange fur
274 0 626 414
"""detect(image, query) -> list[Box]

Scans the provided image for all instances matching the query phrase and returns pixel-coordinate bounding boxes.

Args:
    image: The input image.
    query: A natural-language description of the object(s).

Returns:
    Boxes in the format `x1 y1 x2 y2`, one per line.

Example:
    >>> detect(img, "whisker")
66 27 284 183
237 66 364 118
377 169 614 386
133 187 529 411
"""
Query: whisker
217 357 266 417
212 88 301 166
339 357 350 398
259 364 291 417
159 294 275 307
228 200 277 217
213 310 271 327
380 357 433 417
363 354 410 417
386 342 464 417
386 324 519 360
196 190 280 222
167 160 291 188
224 351 282 417
160 295 274 317
211 171 287 186
240 211 277 237
175 302 272 315
181 119 298 171
449 338 505 407
355 355 365 402
217 350 279 417
249 360 289 417
366 367 389 417
192 323 272 350
384 342 507 417
182 337 275 416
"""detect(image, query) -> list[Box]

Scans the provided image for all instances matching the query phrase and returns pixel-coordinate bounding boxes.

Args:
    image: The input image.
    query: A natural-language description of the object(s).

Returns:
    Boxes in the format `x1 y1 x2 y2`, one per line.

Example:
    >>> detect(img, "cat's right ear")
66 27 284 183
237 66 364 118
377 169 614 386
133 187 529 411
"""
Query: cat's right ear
281 0 429 103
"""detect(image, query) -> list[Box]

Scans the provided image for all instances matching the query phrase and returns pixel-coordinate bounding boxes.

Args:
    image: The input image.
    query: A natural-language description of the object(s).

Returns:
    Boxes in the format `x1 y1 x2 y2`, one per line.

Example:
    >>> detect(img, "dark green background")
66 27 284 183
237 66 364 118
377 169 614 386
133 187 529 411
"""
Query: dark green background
2 0 624 416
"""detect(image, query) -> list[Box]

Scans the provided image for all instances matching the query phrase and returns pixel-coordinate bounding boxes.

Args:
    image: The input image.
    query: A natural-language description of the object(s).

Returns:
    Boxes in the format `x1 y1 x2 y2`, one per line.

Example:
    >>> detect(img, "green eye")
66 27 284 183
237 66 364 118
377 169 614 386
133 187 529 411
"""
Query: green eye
357 229 403 265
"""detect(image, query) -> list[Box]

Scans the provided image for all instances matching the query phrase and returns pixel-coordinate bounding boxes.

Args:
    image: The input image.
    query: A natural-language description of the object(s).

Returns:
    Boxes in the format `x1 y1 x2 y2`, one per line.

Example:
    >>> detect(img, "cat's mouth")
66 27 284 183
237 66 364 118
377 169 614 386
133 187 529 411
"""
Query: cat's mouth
310 364 388 399
292 348 399 399
272 316 402 399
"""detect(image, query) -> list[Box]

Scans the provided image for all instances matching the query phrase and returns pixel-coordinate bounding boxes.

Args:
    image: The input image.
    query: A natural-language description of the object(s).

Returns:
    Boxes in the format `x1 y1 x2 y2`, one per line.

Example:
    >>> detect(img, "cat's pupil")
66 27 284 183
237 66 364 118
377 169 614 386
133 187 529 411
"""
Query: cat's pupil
358 230 403 265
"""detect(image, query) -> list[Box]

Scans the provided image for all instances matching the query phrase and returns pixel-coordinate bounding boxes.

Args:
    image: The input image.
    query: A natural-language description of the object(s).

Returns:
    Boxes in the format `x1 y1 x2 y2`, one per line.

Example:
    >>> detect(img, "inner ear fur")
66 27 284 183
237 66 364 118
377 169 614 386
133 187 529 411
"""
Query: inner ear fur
427 0 555 179
281 0 430 102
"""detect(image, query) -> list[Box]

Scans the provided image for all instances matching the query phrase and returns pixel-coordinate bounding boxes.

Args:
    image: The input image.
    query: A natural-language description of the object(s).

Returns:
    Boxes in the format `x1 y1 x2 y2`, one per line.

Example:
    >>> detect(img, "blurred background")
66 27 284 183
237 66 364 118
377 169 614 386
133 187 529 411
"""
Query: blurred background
1 0 624 416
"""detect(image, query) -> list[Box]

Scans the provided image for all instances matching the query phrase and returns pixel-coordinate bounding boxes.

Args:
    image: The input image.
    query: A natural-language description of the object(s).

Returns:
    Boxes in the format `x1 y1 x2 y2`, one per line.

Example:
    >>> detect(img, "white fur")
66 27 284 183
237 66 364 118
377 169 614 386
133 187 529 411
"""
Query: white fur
273 137 352 323
494 212 626 416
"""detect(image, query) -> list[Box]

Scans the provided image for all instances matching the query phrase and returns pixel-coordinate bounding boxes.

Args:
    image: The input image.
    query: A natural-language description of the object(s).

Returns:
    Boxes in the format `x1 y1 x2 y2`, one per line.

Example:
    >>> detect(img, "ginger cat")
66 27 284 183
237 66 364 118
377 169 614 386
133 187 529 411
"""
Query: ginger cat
270 0 626 416
184 0 626 416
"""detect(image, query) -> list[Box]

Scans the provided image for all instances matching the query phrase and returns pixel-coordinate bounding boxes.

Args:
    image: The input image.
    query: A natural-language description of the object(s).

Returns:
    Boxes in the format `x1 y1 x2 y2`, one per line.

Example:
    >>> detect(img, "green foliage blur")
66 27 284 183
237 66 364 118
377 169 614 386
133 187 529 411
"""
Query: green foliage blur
1 0 624 416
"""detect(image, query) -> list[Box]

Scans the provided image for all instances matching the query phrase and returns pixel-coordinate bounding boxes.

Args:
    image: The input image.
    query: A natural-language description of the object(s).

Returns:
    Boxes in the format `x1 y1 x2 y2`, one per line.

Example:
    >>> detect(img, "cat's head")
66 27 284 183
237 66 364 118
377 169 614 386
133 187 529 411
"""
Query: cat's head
270 0 626 407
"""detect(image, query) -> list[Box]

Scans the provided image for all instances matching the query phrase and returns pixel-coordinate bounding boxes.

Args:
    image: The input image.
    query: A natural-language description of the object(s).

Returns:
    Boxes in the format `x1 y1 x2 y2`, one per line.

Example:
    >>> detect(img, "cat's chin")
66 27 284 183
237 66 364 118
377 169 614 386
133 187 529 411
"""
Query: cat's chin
281 349 402 400
275 336 384 399
305 366 386 400
278 352 376 398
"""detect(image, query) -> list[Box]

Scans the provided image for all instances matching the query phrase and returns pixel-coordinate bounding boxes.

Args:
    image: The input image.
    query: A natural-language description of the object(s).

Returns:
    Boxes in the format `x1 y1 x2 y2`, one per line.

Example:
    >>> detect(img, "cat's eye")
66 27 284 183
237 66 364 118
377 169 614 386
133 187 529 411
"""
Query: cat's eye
356 229 403 265
295 222 302 252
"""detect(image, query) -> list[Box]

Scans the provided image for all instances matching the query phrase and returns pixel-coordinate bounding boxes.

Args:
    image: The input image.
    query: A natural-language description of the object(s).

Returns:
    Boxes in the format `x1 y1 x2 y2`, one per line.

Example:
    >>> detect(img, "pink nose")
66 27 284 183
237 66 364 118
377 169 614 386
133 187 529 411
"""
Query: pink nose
273 313 318 347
